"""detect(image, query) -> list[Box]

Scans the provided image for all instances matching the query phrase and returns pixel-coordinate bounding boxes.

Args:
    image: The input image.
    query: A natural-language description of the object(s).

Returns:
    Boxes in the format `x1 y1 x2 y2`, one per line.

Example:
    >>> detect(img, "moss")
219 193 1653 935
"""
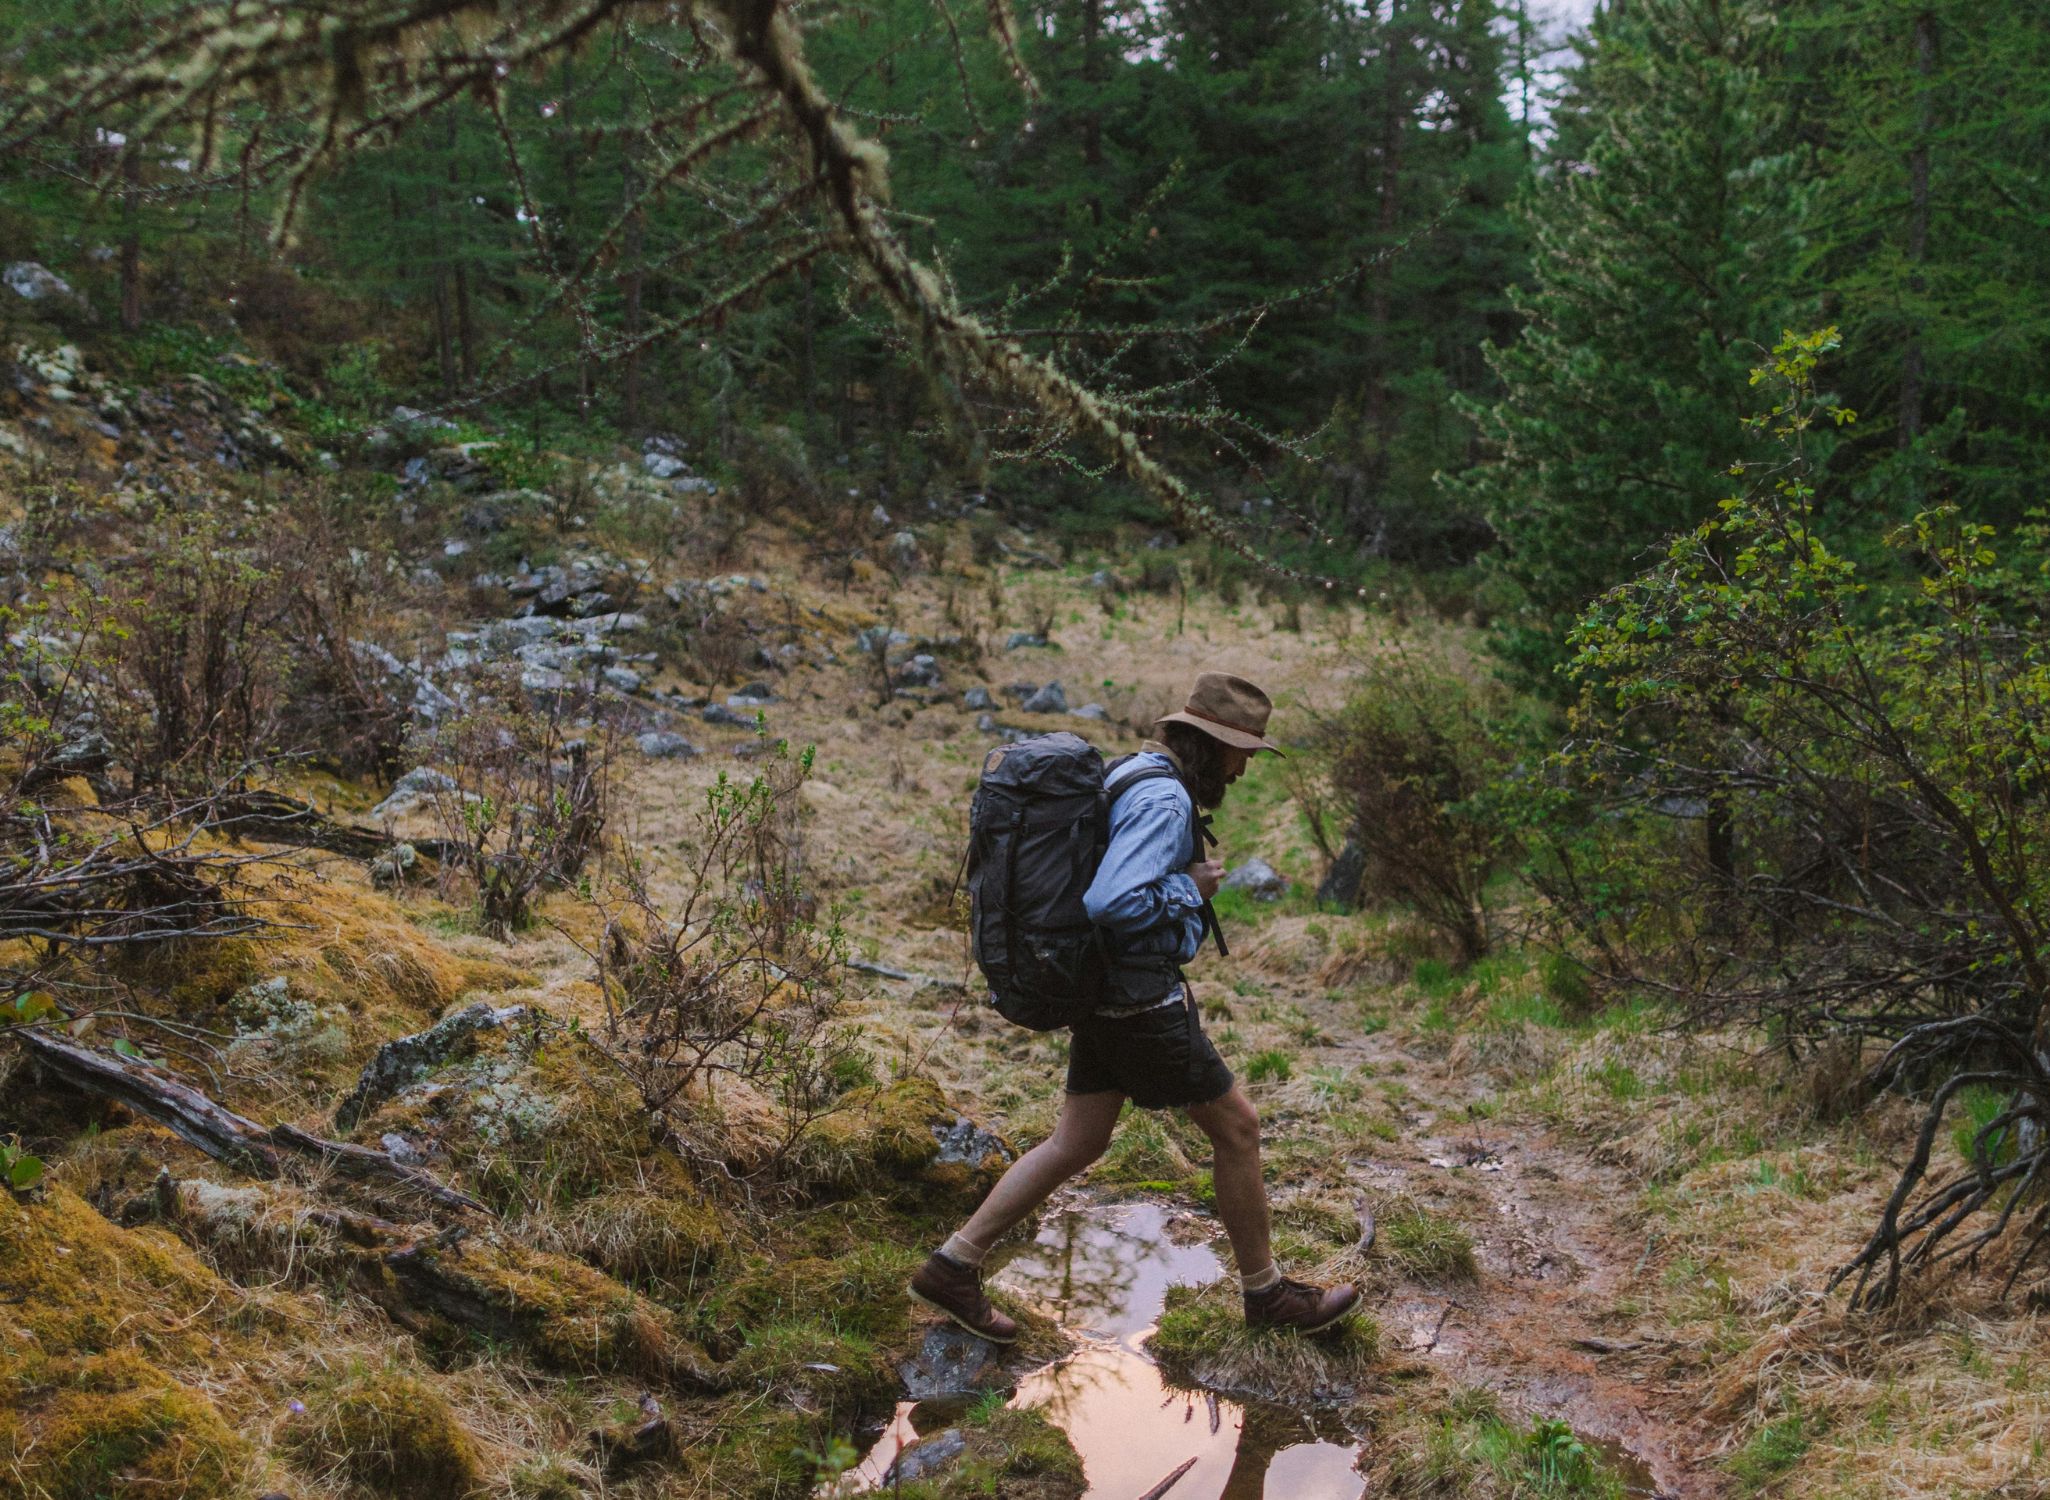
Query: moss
883 1406 1086 1500
1 1351 247 1500
281 1366 484 1499
1148 1280 1379 1407
1090 1110 1198 1189
0 1185 234 1365
385 1234 715 1384
797 1078 1010 1206
555 1185 727 1291
711 1241 923 1409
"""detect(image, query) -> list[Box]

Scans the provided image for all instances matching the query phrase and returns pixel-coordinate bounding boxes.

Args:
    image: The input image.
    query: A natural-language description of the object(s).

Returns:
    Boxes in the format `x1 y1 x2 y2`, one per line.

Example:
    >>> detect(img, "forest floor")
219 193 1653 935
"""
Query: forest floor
9 319 2050 1497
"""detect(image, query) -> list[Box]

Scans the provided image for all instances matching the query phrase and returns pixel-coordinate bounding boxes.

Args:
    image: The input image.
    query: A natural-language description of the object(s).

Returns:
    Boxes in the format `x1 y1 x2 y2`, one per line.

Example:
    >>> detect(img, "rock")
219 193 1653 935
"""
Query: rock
1005 631 1049 650
885 1429 967 1485
889 530 923 570
894 654 943 689
1087 568 1122 591
1020 681 1067 715
368 842 418 888
733 680 778 702
870 503 891 528
636 731 698 760
702 704 757 729
4 261 88 312
1316 835 1368 911
898 1326 1003 1399
1222 857 1289 901
335 1001 529 1131
1070 703 1109 721
932 1116 1013 1174
389 404 457 432
961 686 994 711
601 666 643 693
43 729 113 775
670 475 717 497
642 451 689 480
855 626 911 655
369 767 458 822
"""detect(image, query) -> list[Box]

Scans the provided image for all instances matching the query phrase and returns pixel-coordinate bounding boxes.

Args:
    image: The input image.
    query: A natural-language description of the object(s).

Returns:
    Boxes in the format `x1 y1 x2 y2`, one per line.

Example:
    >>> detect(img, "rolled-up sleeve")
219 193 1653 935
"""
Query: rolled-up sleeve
1083 783 1205 962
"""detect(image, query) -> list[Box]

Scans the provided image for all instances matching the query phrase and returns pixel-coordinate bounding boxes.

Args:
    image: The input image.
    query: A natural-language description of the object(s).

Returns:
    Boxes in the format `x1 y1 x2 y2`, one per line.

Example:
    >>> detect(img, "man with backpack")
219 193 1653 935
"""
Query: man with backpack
910 672 1362 1341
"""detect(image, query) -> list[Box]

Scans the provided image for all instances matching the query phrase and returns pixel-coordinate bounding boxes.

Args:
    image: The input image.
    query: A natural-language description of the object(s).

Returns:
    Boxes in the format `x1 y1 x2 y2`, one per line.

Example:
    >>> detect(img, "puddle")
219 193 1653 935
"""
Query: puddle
843 1200 1365 1498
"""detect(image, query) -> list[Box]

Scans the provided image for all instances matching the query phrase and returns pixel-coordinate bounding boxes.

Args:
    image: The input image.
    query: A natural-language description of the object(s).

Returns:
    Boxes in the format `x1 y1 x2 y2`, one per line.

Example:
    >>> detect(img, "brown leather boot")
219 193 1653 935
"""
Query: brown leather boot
909 1252 1020 1343
1244 1275 1361 1335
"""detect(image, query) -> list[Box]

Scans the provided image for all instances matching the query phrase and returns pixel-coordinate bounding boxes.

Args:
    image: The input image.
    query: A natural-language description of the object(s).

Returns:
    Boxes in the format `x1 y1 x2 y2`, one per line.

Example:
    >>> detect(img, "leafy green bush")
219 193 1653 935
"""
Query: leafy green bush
1326 636 1544 961
1534 330 2050 1306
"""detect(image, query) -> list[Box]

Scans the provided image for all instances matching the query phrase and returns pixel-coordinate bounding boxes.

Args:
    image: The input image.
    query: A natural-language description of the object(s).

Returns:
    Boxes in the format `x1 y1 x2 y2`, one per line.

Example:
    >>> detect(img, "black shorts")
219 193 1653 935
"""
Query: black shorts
1066 993 1234 1110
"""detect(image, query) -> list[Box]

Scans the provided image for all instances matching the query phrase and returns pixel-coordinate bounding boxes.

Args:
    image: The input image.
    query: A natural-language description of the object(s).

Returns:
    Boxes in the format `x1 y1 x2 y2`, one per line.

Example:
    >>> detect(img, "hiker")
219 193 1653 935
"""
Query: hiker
911 672 1362 1341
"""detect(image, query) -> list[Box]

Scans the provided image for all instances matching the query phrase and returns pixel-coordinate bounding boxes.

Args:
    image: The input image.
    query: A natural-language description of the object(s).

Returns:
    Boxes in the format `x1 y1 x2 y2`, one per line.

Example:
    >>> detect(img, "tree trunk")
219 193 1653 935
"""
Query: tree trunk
1081 0 1104 227
1358 6 1409 513
119 151 143 333
622 153 645 429
1899 9 1935 460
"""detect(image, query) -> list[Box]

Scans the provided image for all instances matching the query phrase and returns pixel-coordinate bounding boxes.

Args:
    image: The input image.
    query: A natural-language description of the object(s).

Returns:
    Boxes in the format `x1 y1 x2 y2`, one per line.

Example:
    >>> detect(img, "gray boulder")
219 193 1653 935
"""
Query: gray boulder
5 261 88 312
895 654 943 689
1020 681 1067 715
1005 631 1049 650
369 767 457 821
335 1001 528 1130
898 1327 1002 1399
1070 703 1109 722
1316 836 1367 910
1222 857 1290 901
961 686 994 711
703 703 757 728
636 731 699 759
642 451 689 480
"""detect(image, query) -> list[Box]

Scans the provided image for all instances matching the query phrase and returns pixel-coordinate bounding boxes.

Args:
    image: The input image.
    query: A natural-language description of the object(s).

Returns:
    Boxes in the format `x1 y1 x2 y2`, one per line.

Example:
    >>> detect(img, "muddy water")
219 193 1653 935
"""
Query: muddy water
847 1200 1364 1498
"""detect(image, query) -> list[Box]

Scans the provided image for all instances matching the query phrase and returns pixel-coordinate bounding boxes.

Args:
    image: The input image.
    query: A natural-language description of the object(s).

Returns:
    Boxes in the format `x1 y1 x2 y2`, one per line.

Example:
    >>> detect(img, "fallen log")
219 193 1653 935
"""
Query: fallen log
14 1028 487 1215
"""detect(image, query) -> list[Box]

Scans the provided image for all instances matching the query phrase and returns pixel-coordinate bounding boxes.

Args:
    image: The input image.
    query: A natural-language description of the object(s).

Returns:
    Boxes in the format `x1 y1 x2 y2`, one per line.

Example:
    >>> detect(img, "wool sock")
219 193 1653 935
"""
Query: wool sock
939 1232 991 1269
1240 1262 1281 1295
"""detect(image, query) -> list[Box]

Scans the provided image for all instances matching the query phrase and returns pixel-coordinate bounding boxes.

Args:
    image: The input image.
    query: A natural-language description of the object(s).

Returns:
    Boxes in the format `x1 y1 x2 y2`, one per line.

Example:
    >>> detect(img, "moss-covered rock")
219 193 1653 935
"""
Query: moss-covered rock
280 1366 484 1499
0 1350 247 1500
796 1078 1014 1206
377 1232 717 1385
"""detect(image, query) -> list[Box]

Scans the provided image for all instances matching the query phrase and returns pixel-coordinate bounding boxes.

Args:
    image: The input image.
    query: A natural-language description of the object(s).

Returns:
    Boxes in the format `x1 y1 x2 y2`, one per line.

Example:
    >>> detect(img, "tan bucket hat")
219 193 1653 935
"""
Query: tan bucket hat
1153 672 1286 756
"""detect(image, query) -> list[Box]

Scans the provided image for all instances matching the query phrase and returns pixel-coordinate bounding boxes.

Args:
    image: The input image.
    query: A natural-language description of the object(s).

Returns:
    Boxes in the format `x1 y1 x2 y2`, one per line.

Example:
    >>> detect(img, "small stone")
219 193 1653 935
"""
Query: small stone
369 767 457 821
1222 857 1290 901
702 703 757 728
602 666 643 693
1005 631 1049 650
5 261 88 311
1020 681 1067 714
961 686 994 711
889 530 923 569
898 1326 1003 1398
636 731 699 759
642 451 689 480
1070 703 1109 721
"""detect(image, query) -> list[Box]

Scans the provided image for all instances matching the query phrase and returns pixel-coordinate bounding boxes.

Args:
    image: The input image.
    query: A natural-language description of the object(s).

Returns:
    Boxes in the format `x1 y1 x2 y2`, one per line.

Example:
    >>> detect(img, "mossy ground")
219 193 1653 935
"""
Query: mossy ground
280 1365 485 1499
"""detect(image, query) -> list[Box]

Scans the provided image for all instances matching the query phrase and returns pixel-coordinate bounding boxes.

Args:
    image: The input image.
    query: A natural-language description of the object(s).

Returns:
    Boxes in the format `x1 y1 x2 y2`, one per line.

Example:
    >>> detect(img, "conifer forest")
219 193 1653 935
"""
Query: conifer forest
1 1 2048 1495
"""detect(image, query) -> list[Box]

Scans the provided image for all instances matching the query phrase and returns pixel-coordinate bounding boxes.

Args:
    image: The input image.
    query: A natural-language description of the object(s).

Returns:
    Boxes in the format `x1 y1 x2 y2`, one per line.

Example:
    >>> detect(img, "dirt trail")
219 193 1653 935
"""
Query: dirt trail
1303 983 1718 1498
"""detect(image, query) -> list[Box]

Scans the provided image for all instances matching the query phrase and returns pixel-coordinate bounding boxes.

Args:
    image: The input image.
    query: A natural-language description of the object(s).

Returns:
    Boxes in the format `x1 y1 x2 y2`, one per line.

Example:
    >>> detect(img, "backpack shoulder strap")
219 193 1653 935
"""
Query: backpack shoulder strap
1100 759 1227 959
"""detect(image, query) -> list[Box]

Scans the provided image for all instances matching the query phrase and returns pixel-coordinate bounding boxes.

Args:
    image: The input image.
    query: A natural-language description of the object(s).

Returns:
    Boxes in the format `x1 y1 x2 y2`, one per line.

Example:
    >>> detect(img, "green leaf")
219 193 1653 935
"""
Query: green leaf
7 1155 43 1191
111 1038 145 1061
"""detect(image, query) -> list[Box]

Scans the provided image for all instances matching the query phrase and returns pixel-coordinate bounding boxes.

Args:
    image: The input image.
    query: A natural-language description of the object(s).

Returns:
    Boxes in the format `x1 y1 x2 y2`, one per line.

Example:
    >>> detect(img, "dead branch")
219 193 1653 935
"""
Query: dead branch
13 1028 488 1215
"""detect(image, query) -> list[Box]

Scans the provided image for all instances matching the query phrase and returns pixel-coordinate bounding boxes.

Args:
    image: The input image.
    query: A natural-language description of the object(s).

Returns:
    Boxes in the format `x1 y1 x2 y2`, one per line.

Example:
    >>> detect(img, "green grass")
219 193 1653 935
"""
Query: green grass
1727 1408 1811 1493
1381 1206 1478 1282
1245 1049 1295 1084
1951 1082 2018 1171
1405 1388 1627 1498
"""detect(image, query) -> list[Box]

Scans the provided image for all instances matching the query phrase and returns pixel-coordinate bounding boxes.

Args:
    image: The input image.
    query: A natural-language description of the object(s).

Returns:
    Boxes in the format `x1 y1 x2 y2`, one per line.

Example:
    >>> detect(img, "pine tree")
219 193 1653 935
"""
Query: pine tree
1452 0 1803 684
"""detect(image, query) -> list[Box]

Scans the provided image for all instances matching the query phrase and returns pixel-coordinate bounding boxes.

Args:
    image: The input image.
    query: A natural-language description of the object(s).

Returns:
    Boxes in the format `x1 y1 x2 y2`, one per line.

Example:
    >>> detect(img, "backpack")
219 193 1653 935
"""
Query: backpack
965 732 1223 1031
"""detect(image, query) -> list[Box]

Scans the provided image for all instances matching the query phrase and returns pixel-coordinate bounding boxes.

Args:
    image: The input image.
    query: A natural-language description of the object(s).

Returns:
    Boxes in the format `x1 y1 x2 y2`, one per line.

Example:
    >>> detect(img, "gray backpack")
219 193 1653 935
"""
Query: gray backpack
966 733 1222 1030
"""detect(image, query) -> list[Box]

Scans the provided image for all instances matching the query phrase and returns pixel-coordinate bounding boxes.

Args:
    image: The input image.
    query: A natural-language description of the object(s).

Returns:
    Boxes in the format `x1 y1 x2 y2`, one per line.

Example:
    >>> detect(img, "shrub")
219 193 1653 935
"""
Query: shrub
418 706 611 938
1540 331 2050 1306
1325 635 1540 962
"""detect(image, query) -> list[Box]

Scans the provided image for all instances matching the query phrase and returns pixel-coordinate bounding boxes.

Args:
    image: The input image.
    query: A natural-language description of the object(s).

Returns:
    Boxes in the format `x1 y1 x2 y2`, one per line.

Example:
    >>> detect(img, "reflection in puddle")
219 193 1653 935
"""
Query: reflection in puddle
845 1200 1364 1499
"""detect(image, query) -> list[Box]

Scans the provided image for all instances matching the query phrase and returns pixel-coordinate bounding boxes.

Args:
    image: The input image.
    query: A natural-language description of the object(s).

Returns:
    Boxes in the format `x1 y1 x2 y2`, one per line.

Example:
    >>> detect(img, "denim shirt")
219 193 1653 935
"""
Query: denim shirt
1082 748 1207 972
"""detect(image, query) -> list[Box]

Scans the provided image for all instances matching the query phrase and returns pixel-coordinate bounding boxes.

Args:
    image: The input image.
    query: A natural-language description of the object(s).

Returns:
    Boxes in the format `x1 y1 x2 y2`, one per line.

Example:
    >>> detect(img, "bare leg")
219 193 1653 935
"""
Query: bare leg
1185 1086 1272 1274
956 1089 1123 1248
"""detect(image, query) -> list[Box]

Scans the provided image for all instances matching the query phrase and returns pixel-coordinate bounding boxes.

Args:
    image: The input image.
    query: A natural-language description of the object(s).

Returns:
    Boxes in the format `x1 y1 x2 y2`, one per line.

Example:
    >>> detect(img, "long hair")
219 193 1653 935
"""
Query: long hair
1160 722 1230 809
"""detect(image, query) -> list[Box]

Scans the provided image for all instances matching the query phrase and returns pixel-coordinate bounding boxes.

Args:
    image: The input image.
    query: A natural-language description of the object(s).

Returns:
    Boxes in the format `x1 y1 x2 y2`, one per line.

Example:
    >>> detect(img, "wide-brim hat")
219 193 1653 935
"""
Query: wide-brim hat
1153 671 1285 756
